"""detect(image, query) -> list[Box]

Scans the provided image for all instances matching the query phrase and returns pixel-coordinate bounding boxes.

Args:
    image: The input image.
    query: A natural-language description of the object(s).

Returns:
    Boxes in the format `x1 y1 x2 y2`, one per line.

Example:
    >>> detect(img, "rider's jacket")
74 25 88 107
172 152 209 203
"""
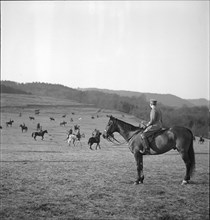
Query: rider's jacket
147 106 162 127
143 106 163 135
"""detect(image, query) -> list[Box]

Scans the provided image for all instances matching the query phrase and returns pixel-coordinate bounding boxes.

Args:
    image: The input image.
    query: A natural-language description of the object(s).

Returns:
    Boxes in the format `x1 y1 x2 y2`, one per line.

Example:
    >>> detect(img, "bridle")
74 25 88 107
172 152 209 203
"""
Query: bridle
104 118 143 146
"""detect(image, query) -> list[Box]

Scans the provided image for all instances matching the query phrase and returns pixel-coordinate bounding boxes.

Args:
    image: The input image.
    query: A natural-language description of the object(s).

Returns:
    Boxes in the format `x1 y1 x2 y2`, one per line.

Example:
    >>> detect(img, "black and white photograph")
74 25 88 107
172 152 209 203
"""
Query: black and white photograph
1 1 209 219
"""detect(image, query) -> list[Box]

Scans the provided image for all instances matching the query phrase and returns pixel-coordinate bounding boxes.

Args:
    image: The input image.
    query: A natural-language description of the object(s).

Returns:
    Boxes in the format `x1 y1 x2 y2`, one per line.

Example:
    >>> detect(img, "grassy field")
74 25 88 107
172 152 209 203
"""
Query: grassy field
0 94 209 220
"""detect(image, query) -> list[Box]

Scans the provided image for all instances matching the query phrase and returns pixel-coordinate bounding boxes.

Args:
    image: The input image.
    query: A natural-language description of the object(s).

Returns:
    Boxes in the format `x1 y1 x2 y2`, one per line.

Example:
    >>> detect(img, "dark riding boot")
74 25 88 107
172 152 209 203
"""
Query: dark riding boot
141 135 150 155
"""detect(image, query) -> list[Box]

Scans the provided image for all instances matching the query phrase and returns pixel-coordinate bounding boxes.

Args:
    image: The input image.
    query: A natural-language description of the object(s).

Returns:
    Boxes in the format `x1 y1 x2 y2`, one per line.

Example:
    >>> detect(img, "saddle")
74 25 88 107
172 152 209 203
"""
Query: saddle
147 128 168 144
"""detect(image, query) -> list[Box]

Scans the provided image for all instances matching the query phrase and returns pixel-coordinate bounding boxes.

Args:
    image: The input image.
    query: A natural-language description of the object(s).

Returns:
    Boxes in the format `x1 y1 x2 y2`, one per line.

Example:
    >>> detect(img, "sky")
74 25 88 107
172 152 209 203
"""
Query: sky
1 1 209 100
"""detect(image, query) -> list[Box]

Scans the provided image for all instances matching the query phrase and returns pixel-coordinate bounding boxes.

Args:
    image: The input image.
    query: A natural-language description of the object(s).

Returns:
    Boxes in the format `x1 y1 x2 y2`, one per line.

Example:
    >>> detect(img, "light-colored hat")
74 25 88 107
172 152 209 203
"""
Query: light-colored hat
150 99 157 105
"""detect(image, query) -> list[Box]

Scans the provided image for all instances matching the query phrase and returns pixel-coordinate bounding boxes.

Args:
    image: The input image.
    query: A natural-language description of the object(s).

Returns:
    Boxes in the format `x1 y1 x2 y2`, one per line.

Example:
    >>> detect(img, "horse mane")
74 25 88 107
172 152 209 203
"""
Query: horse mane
112 117 142 133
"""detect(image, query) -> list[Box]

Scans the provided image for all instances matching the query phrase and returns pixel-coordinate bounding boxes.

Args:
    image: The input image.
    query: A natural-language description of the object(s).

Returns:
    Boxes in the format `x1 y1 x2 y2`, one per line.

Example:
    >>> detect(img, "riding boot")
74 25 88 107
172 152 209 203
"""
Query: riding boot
141 136 150 155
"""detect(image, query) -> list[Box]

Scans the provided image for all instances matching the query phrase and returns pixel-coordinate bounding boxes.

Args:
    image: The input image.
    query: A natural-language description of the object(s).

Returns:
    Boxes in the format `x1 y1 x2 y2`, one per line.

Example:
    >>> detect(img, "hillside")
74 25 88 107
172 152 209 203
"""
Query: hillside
81 88 208 108
0 84 31 95
1 80 209 138
1 93 88 108
187 98 210 107
2 80 209 108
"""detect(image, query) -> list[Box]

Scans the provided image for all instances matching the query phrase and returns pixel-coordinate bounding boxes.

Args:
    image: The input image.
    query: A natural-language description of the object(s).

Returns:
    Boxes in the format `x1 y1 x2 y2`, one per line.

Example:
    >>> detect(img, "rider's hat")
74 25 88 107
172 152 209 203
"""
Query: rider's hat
150 99 157 105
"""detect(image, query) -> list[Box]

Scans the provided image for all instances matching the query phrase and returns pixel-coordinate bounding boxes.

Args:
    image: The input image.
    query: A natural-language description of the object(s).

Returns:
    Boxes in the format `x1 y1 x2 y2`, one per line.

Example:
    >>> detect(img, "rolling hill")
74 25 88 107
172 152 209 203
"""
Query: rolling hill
1 80 209 138
80 88 209 108
1 80 209 108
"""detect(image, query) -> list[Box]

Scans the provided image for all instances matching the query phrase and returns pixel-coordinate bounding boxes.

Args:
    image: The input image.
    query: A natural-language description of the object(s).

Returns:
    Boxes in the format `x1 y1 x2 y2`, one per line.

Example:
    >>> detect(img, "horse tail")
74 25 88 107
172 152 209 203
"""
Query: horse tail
32 132 34 137
188 130 196 177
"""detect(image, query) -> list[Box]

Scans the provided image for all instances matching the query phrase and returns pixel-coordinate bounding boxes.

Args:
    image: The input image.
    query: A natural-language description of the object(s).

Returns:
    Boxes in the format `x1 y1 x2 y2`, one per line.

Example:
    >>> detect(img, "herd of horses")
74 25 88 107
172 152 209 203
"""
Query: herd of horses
2 112 209 185
3 116 103 150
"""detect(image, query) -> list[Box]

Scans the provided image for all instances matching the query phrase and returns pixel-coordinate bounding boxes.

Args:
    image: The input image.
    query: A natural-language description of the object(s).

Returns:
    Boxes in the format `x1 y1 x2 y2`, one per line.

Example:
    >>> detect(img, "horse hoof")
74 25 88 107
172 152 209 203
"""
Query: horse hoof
181 180 189 185
134 181 140 185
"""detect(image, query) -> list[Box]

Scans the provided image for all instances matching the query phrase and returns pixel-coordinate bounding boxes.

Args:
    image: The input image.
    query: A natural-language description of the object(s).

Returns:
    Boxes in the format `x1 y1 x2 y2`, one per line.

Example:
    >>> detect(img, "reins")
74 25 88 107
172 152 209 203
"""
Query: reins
106 129 142 146
105 117 143 146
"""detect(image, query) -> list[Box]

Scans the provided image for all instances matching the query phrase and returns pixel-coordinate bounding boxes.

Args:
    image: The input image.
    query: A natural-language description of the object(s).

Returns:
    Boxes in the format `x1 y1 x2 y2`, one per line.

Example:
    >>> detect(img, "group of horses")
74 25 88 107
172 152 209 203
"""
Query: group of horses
65 126 102 150
4 111 205 185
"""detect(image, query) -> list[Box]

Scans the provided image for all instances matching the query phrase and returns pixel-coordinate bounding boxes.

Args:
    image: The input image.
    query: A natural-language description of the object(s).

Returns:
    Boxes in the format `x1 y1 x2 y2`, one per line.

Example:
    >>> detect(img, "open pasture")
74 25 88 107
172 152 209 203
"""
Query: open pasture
0 94 209 220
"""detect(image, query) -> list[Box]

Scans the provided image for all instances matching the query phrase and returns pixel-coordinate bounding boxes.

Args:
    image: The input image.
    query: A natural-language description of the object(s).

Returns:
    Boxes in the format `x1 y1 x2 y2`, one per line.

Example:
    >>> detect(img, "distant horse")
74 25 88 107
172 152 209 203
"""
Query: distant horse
67 131 85 146
74 124 80 131
103 116 195 185
60 121 67 126
6 120 14 127
29 116 35 120
50 117 55 121
32 130 48 140
198 137 205 144
20 124 28 132
35 109 40 115
88 131 102 150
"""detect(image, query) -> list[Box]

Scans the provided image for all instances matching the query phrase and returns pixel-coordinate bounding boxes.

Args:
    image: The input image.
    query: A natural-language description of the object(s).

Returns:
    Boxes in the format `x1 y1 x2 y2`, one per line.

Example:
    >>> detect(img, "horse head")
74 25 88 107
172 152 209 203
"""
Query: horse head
103 115 118 139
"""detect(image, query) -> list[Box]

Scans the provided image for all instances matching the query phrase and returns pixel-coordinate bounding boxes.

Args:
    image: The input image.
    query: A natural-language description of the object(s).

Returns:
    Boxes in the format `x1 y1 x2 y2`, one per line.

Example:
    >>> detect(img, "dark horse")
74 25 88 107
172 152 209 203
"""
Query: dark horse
198 136 205 144
32 130 48 140
88 132 102 150
20 124 28 132
103 116 195 185
6 120 14 127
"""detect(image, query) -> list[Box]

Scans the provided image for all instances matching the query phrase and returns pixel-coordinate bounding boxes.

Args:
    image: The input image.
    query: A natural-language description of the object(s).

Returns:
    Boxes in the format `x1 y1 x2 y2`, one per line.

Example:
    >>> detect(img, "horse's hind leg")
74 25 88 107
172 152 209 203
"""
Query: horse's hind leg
134 151 144 185
180 151 191 184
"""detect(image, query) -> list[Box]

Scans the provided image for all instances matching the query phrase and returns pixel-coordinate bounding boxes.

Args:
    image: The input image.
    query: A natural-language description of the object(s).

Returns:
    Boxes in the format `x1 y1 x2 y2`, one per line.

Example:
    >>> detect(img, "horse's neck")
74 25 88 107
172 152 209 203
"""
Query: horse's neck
117 120 139 142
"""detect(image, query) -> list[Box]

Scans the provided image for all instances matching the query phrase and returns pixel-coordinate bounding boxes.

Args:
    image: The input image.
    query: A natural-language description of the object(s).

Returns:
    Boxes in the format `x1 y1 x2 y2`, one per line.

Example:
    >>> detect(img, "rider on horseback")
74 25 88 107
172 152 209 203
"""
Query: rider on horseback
92 128 100 138
141 99 163 154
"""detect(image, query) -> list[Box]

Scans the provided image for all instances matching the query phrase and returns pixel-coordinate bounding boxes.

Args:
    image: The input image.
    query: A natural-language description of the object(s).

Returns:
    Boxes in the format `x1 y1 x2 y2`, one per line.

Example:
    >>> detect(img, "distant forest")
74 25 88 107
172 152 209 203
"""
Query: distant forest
1 81 209 138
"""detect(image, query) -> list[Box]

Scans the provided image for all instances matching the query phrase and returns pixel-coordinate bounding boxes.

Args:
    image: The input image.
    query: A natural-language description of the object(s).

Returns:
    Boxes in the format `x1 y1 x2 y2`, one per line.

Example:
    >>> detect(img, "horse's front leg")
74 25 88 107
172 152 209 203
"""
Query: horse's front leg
98 143 101 150
134 151 144 185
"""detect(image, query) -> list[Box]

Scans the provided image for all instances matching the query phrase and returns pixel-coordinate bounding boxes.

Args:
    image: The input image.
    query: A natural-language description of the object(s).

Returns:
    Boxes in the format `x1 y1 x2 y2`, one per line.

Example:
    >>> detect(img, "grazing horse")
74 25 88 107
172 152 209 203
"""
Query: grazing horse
103 116 195 185
198 137 205 144
6 120 14 127
88 131 102 150
20 124 28 132
35 109 40 115
60 121 67 126
50 117 55 121
32 130 48 140
29 116 35 120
